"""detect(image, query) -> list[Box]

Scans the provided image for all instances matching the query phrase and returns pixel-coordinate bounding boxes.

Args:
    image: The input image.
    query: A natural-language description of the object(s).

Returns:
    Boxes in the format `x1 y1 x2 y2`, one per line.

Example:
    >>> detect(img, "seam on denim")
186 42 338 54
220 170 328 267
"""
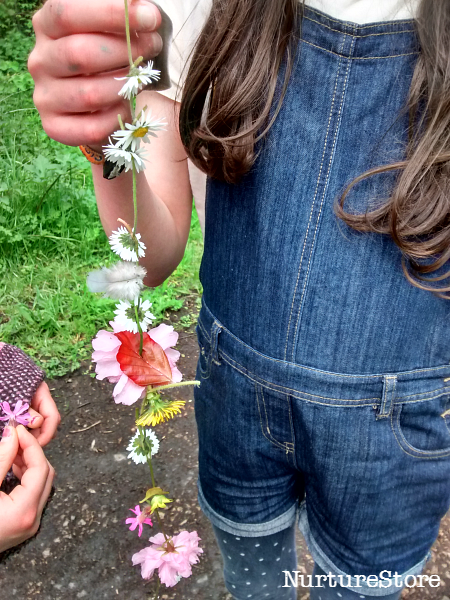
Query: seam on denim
304 16 415 38
221 350 450 407
291 36 355 360
222 352 379 405
197 318 210 343
200 299 450 379
301 38 418 59
391 405 450 459
284 36 346 362
287 395 297 468
305 6 415 29
256 384 288 452
197 338 211 381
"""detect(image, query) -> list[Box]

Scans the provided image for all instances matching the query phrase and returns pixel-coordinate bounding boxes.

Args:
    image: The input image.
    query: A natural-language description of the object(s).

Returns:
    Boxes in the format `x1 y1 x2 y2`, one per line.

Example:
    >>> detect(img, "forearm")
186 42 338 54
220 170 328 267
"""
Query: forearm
92 164 192 287
92 91 193 287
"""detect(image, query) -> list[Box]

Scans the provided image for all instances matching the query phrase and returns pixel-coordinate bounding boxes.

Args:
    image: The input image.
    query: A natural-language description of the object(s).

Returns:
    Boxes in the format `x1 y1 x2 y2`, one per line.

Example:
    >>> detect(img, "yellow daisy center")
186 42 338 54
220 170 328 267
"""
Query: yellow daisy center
132 126 149 138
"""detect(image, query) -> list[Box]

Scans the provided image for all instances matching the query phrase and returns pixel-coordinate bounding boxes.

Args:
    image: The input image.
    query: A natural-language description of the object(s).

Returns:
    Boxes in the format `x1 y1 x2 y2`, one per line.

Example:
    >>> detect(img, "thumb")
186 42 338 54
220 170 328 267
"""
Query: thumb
0 426 19 482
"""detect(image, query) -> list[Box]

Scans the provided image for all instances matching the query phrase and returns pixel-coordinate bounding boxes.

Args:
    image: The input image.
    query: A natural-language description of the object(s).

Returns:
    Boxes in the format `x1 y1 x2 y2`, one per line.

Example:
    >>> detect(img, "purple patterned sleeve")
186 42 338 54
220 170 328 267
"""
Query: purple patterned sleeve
0 344 45 492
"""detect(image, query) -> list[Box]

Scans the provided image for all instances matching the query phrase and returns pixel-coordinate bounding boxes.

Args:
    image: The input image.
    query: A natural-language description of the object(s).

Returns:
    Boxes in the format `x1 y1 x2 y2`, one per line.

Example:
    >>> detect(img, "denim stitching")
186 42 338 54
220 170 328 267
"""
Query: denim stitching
255 384 288 452
292 35 355 358
304 16 415 38
391 405 450 459
220 349 450 407
284 34 346 361
199 304 450 379
301 39 418 59
306 6 415 29
378 375 396 418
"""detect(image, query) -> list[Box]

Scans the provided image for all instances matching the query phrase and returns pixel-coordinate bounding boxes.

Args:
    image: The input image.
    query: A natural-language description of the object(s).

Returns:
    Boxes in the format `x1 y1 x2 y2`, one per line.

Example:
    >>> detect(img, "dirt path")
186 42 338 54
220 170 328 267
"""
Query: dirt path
1 307 450 599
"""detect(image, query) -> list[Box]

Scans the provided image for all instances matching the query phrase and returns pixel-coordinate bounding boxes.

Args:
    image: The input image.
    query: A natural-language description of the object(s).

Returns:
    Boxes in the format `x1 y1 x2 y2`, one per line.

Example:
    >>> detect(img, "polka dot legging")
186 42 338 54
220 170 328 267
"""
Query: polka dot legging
212 525 403 600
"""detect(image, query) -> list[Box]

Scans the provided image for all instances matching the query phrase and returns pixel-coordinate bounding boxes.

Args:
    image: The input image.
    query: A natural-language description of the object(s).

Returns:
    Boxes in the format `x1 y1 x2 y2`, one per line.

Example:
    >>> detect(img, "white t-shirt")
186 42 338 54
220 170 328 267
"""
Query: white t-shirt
154 0 419 230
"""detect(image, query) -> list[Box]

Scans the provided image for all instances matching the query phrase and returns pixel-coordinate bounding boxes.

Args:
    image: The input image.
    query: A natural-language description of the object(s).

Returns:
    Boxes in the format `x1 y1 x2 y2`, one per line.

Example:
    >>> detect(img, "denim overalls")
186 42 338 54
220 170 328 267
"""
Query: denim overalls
193 7 450 599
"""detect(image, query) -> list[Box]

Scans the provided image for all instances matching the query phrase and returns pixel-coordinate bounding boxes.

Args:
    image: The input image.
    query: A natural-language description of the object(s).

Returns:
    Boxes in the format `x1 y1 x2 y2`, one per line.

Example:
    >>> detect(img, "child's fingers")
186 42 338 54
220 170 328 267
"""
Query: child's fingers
30 383 61 446
27 408 44 430
36 461 55 517
34 0 162 38
0 427 19 481
10 427 50 508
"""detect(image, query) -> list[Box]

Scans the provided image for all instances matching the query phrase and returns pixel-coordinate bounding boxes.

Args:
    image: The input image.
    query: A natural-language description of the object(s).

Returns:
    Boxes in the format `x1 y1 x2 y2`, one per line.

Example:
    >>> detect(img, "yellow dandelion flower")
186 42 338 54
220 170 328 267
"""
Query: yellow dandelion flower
136 399 186 427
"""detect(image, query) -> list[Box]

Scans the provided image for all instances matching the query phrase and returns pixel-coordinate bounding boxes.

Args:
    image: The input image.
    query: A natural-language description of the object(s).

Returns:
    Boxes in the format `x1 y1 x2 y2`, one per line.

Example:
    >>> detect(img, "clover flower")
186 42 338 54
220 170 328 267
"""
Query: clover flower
103 142 148 174
116 61 161 100
86 262 146 302
111 112 166 152
0 400 30 426
132 530 203 587
114 299 154 333
126 505 153 537
126 428 159 464
109 226 146 262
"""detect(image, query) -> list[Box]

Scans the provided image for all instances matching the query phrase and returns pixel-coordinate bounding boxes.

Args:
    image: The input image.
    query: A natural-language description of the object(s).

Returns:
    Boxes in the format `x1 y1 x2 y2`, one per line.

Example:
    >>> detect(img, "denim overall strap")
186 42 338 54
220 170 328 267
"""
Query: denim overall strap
199 8 450 376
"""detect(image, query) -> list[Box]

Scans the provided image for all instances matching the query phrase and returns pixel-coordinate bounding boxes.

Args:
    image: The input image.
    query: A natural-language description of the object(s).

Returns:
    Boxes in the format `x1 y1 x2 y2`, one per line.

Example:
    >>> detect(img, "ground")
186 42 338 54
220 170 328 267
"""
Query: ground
1 305 450 600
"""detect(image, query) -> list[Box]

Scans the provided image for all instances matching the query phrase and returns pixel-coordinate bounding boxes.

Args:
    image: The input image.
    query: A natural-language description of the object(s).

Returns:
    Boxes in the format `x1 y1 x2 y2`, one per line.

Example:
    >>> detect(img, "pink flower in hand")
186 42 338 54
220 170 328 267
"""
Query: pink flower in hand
126 505 153 537
132 530 203 587
0 400 31 426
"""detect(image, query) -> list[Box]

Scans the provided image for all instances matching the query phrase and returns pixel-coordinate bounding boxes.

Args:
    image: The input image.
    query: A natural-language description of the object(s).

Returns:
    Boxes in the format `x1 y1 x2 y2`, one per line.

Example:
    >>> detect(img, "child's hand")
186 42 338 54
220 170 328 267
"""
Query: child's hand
27 382 61 447
0 425 55 552
28 0 163 149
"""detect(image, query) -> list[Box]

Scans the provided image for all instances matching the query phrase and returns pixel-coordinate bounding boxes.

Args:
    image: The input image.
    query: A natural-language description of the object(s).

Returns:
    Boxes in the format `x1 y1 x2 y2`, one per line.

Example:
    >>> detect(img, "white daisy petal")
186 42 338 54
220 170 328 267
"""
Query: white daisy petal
103 140 149 173
113 299 155 333
126 429 160 464
109 226 146 262
115 61 161 100
111 111 166 152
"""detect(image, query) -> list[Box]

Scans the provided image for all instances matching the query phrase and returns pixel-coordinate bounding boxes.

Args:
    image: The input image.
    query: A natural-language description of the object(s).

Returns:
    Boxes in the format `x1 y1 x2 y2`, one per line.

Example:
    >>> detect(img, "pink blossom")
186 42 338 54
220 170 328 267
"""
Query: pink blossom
125 505 153 537
132 530 203 587
92 321 182 406
0 400 31 426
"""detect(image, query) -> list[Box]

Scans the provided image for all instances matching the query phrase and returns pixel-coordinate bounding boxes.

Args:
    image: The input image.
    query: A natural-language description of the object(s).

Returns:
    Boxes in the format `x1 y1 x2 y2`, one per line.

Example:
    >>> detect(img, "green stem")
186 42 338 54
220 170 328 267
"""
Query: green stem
123 0 133 68
150 380 200 394
132 160 138 236
134 300 144 356
153 579 160 600
147 457 169 540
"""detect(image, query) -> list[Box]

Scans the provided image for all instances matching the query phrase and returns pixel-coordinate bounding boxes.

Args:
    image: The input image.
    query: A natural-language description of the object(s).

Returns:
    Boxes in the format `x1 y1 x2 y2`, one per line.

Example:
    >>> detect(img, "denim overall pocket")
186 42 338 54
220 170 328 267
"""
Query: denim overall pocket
391 392 450 459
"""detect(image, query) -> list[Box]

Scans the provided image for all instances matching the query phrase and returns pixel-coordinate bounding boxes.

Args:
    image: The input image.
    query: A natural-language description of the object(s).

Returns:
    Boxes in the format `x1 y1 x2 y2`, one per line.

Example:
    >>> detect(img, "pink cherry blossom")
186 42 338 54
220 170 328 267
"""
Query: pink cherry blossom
91 321 183 406
132 530 203 587
0 400 31 426
125 505 153 537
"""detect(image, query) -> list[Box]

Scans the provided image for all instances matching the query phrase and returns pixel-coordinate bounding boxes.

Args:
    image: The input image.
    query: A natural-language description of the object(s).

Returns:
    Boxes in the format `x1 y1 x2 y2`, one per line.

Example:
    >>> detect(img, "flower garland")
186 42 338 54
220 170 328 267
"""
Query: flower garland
86 1 202 592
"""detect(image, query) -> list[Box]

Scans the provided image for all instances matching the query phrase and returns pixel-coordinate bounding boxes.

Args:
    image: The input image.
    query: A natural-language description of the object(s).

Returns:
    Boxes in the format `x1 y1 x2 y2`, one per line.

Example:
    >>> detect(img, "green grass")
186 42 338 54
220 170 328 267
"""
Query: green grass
0 2 203 377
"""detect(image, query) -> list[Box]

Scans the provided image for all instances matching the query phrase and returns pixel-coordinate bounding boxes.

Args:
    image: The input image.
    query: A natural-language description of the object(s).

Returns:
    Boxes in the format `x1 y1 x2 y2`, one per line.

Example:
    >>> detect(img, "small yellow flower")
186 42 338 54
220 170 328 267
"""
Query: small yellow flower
136 398 186 427
150 494 173 513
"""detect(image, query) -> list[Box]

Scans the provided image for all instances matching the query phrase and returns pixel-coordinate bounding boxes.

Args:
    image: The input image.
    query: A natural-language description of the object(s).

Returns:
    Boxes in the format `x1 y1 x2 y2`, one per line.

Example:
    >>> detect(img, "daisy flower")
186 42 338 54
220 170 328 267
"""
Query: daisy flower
111 112 166 152
0 400 30 426
103 141 148 173
86 262 146 302
126 428 159 464
109 226 146 262
126 505 153 537
114 299 155 333
132 530 203 587
116 61 161 100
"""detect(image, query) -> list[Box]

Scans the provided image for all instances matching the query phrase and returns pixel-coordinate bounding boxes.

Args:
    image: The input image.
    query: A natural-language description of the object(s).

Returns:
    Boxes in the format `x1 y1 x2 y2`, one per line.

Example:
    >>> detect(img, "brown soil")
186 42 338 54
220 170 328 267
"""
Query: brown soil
1 304 450 600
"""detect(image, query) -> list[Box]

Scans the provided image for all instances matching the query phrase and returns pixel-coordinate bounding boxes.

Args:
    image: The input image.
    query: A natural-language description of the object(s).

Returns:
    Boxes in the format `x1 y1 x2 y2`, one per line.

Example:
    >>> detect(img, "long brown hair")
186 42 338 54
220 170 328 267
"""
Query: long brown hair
180 0 450 296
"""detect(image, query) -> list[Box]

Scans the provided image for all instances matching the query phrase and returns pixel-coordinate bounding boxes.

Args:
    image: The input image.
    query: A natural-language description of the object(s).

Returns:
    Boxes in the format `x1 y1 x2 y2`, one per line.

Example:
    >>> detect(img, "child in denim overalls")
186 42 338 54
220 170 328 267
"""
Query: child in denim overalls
30 0 450 598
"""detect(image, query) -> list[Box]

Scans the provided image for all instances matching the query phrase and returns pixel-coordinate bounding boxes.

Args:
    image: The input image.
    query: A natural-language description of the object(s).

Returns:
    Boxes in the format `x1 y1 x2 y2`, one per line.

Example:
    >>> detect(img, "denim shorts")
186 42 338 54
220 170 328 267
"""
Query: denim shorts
194 301 450 597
